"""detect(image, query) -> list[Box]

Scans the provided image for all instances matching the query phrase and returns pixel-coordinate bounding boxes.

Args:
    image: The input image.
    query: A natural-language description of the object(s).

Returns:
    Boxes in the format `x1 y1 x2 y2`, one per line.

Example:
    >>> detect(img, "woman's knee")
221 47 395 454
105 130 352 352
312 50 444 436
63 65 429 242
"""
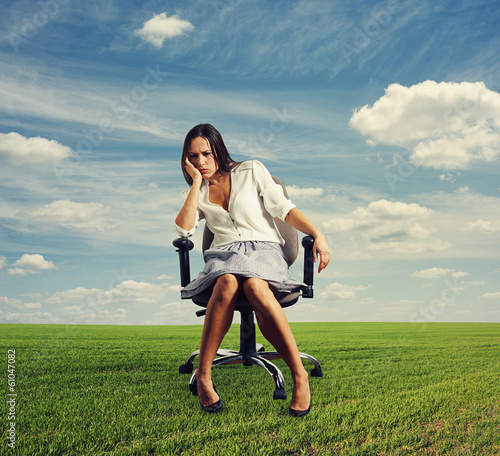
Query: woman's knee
213 274 240 300
243 278 275 308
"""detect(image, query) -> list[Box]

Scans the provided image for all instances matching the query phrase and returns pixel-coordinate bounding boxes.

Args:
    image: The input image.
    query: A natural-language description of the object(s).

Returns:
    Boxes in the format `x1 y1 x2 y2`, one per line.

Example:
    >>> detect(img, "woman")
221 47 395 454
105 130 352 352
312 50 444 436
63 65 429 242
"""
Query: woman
174 124 330 417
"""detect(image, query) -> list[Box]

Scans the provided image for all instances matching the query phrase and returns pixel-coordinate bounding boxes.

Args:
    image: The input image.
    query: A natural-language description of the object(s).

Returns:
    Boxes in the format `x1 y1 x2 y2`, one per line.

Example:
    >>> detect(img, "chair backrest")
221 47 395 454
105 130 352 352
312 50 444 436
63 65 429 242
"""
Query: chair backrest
202 176 298 266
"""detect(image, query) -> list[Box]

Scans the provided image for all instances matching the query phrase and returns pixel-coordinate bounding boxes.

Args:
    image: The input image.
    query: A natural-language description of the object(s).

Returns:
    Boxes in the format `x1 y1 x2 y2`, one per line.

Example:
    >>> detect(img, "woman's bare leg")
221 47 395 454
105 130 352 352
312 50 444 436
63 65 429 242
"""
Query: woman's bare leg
242 278 310 411
196 274 241 406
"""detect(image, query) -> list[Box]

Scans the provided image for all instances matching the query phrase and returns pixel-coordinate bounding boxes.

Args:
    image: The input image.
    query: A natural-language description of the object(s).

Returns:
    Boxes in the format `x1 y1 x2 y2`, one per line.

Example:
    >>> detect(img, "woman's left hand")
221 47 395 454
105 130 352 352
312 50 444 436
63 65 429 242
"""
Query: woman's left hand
284 208 331 273
313 233 330 273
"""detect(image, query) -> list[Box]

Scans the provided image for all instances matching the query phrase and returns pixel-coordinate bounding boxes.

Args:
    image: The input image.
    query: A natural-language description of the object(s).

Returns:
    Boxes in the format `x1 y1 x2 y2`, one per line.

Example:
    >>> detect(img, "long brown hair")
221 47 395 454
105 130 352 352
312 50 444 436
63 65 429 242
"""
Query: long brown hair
181 124 240 186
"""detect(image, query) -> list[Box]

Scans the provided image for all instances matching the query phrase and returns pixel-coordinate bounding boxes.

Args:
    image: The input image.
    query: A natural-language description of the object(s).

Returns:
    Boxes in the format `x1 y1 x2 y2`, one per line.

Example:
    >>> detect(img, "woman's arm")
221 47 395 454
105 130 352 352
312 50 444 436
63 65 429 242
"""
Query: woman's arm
285 208 330 273
174 159 203 232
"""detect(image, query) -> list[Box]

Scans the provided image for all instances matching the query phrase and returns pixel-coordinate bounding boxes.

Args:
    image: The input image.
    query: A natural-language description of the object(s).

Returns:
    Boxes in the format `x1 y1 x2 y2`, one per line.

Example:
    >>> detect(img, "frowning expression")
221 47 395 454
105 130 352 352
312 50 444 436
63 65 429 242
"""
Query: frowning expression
188 136 218 179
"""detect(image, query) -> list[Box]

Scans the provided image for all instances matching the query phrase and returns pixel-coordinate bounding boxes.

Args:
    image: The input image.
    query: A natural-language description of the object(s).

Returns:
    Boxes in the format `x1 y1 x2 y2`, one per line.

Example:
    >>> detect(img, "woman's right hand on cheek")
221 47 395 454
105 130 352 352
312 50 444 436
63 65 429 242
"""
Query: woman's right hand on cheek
185 157 202 183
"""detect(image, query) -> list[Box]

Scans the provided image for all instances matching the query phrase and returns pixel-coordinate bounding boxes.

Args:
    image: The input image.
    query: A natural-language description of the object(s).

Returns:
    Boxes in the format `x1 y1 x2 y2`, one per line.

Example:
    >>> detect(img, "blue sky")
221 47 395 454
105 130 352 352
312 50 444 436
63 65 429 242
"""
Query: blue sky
0 0 499 325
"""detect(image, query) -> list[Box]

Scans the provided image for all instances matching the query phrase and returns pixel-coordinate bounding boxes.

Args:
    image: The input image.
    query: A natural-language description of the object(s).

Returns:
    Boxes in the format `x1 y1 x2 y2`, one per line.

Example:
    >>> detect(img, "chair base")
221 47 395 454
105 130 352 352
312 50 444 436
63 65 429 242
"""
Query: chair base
179 308 323 399
179 345 323 399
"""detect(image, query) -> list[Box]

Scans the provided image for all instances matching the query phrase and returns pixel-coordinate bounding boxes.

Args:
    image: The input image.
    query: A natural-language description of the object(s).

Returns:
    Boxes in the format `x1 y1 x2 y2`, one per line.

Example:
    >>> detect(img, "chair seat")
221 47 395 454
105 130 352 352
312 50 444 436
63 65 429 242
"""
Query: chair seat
190 286 302 309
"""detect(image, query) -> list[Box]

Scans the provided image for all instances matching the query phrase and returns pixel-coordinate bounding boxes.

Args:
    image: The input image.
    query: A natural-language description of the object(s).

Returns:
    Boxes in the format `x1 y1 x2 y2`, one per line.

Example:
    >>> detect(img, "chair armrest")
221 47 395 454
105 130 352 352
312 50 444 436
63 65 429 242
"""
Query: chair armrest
301 235 315 298
173 237 194 287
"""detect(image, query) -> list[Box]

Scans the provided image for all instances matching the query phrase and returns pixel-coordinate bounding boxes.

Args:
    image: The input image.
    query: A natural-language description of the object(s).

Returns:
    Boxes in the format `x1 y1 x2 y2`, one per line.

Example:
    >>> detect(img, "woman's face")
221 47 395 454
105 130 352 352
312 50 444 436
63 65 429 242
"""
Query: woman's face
188 136 218 179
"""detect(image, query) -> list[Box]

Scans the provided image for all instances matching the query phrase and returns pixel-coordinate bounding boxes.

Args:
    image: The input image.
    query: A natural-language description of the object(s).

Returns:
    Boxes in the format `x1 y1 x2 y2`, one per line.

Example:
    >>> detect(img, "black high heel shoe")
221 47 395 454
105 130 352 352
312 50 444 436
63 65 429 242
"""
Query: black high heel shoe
191 378 223 413
201 396 223 413
289 403 311 417
289 378 311 417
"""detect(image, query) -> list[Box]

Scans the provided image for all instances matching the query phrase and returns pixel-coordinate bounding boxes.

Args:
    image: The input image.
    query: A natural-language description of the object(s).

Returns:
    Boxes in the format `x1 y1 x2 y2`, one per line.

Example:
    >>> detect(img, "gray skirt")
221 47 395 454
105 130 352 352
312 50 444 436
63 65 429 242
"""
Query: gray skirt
181 241 305 300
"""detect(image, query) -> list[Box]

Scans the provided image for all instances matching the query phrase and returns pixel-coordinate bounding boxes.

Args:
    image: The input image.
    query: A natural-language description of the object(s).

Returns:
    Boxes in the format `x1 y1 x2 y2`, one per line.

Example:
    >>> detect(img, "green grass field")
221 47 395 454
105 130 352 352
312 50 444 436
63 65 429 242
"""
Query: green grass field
1 322 499 455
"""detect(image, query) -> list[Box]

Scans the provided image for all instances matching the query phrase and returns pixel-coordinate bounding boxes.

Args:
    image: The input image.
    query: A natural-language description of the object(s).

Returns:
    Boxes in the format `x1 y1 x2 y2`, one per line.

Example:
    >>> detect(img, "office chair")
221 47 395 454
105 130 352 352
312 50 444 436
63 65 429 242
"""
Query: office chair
173 177 323 400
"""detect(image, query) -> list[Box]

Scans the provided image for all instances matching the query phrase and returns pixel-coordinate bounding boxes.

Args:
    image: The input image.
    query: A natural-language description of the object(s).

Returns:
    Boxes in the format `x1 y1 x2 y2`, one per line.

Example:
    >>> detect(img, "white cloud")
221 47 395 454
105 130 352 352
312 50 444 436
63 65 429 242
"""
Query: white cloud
440 172 460 183
22 200 108 224
353 199 432 219
0 132 72 165
19 200 112 232
461 281 486 287
411 267 469 279
24 292 42 298
462 219 500 234
59 305 96 324
0 296 42 310
0 296 22 306
285 185 324 198
0 256 6 269
14 254 56 270
91 308 129 325
412 267 453 279
45 287 101 305
45 280 171 307
135 13 194 48
319 282 371 301
349 80 500 170
157 274 174 281
100 280 169 305
17 302 42 309
6 268 27 276
396 300 423 306
482 292 500 299
322 199 448 254
323 200 432 233
0 306 128 324
1 158 182 248
1 311 62 324
321 217 356 233
6 254 56 276
59 305 128 325
452 271 470 278
148 301 196 325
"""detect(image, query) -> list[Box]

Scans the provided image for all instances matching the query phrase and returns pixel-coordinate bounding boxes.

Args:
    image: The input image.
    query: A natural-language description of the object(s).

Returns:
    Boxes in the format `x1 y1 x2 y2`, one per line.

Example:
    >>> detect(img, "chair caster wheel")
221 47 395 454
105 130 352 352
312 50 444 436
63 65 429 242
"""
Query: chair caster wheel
311 367 323 377
179 364 193 374
273 388 287 400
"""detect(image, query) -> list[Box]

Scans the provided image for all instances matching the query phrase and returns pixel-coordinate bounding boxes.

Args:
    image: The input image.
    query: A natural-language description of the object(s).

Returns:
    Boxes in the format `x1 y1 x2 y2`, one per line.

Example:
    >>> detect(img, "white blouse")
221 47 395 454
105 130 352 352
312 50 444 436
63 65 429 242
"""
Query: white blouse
174 160 296 248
